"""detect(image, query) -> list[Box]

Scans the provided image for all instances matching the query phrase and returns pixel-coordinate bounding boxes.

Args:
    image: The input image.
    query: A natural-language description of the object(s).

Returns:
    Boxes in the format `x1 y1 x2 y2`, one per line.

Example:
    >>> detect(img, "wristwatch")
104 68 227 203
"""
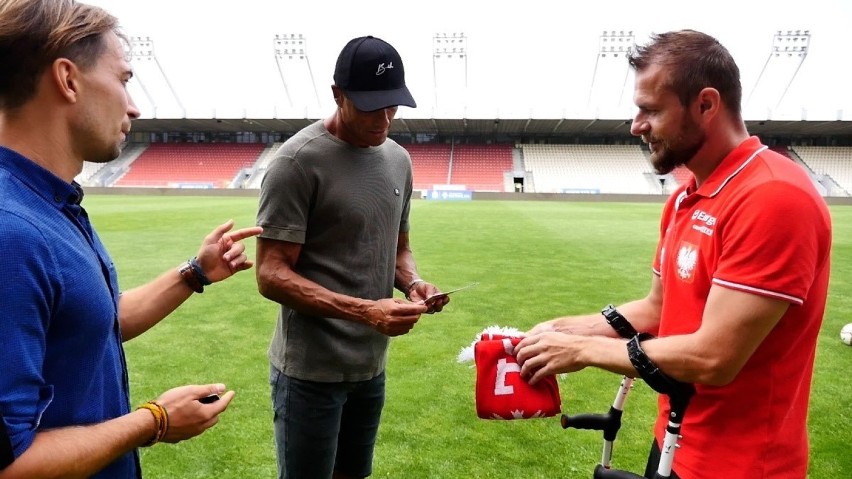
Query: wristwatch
178 261 204 293
601 304 639 339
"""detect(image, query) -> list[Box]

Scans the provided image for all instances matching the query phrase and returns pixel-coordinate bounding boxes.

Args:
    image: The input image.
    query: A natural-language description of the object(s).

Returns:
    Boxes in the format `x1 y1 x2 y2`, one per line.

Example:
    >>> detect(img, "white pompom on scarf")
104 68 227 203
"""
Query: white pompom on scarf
457 325 525 363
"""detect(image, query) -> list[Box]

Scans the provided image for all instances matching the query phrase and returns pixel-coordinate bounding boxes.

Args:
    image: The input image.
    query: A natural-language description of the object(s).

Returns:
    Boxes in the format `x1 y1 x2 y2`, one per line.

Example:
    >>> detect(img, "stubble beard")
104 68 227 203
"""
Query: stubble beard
649 117 705 175
88 143 123 164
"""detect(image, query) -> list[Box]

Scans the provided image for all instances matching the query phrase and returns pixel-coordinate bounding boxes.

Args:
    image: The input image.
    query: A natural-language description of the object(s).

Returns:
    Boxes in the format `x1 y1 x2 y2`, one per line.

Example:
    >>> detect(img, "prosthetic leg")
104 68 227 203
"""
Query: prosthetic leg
561 306 694 479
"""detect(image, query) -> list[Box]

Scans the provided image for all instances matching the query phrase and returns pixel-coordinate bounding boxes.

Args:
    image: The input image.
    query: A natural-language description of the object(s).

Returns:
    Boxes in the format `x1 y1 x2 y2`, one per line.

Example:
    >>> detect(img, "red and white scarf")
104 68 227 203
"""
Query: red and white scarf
459 326 561 420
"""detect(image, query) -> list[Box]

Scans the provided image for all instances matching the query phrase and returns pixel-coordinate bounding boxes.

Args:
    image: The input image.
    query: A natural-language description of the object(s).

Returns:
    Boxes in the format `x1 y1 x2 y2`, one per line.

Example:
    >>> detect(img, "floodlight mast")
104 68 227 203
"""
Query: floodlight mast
273 34 295 108
432 32 468 110
129 36 186 118
273 33 321 112
128 38 156 114
587 30 635 110
746 29 811 111
304 46 321 109
775 30 810 110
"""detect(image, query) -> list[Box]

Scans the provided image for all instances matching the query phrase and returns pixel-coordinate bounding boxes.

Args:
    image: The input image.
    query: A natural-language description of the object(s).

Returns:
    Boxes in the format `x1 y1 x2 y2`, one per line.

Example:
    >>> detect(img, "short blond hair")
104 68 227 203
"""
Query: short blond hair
0 0 122 110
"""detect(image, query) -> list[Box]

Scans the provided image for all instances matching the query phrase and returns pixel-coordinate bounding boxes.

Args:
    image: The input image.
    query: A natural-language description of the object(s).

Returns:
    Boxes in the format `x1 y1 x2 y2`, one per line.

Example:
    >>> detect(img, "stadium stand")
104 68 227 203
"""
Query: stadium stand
90 140 852 198
406 143 452 190
77 142 148 187
244 142 285 189
113 143 265 188
91 21 852 199
791 146 852 196
521 144 657 194
405 143 513 192
76 161 109 185
448 144 513 192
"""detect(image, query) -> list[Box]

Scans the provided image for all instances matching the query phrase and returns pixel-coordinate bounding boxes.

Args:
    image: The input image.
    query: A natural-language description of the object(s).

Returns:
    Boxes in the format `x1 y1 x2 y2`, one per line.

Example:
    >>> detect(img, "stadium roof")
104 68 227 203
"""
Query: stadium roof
132 117 852 141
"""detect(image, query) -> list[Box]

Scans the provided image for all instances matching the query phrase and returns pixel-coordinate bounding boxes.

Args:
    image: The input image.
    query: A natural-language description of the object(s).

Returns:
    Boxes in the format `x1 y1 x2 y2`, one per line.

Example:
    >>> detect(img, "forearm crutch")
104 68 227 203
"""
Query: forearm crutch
561 375 635 470
560 306 695 479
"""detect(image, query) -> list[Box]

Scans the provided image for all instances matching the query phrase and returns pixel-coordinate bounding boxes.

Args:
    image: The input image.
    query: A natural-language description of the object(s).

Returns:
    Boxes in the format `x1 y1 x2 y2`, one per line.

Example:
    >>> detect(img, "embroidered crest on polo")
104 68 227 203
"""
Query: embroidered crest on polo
677 243 698 282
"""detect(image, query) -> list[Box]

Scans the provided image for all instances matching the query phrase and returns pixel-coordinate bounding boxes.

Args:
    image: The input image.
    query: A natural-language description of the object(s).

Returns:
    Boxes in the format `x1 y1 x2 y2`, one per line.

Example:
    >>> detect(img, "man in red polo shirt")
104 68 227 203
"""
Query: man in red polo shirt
514 30 831 479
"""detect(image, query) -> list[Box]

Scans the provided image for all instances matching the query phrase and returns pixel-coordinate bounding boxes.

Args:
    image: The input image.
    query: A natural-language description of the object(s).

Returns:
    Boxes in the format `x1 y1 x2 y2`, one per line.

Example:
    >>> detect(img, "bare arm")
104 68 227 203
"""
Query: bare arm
516 284 788 386
637 285 787 385
526 273 665 337
393 232 446 312
255 237 428 336
0 409 156 479
118 266 194 341
393 231 420 294
0 384 233 479
119 220 262 341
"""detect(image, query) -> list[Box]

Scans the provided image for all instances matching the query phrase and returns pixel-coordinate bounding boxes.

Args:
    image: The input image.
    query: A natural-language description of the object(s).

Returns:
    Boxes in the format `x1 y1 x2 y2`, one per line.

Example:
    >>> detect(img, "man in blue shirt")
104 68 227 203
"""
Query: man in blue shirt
0 1 262 477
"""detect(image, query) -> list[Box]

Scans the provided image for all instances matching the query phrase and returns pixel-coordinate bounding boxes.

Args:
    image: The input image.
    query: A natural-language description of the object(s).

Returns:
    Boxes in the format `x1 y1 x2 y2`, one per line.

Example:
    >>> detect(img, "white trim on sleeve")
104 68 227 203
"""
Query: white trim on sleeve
712 278 804 305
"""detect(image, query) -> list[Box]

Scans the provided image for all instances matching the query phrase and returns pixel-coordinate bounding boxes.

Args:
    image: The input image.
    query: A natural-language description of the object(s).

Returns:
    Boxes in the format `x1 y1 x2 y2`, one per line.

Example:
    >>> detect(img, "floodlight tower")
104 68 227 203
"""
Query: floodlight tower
587 30 634 109
129 36 185 118
273 33 321 110
746 29 811 111
432 32 468 110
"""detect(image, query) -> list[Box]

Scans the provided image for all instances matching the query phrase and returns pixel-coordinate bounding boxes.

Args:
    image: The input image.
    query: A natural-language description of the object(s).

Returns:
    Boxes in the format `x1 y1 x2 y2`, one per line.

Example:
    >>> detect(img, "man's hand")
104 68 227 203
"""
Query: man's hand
195 220 263 282
364 298 428 336
155 384 235 443
407 281 449 313
513 332 590 385
525 319 559 336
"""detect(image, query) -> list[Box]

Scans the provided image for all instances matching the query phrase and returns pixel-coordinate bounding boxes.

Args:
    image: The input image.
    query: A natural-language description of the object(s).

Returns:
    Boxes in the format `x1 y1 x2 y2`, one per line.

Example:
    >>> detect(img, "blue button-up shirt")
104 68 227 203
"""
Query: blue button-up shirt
0 146 138 478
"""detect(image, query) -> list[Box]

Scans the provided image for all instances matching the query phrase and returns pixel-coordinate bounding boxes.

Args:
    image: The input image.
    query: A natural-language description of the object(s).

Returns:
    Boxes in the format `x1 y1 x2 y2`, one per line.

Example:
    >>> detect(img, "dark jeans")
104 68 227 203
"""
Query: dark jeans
270 365 385 479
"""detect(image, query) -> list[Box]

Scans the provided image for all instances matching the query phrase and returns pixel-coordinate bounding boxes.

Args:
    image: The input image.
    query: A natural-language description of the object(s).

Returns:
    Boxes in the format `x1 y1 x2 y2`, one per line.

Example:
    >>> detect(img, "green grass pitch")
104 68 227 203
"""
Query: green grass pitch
84 195 851 478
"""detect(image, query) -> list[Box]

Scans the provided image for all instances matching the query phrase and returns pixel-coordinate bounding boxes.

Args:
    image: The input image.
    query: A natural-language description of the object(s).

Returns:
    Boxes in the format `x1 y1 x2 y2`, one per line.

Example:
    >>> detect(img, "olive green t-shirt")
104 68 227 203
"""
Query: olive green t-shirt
257 120 413 382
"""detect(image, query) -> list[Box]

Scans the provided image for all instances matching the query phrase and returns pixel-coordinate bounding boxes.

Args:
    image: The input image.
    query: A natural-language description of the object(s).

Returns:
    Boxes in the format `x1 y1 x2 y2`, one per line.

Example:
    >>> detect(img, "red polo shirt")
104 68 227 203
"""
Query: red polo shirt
651 137 831 478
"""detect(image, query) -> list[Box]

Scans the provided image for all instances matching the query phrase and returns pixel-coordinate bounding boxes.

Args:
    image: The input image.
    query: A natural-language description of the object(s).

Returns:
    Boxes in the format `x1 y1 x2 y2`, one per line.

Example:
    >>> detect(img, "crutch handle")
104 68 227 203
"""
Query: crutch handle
593 464 646 479
561 413 610 430
562 406 624 441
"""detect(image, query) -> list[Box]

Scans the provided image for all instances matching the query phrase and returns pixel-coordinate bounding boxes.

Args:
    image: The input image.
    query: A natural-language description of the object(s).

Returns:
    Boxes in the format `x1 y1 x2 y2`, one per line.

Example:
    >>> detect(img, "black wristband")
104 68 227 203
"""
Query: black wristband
601 304 640 339
189 257 212 286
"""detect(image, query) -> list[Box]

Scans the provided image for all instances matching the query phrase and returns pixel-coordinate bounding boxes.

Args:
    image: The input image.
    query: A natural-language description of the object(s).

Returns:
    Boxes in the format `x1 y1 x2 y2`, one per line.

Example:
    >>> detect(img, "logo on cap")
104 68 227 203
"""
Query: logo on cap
376 62 394 76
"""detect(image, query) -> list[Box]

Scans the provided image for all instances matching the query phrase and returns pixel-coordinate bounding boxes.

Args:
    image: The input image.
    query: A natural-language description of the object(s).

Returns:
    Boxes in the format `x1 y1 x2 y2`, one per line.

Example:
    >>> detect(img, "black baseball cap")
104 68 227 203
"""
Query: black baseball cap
333 36 417 112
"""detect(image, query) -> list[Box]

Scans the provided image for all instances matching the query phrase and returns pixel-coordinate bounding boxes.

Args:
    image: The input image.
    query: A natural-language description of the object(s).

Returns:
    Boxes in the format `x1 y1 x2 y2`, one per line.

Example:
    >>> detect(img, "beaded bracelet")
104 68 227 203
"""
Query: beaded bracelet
137 401 169 447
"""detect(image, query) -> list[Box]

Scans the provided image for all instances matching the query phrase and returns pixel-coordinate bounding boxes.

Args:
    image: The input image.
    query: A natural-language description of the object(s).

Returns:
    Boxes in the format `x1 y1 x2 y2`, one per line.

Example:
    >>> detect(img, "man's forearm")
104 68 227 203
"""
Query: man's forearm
0 409 155 479
259 270 371 323
393 237 420 295
119 267 193 341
